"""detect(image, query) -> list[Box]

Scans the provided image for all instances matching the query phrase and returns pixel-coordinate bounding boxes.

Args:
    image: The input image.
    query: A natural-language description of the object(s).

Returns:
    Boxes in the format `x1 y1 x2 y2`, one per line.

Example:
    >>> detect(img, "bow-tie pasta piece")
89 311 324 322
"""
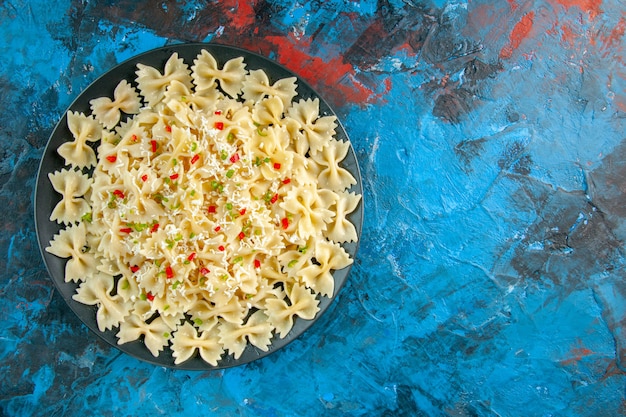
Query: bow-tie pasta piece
90 79 141 129
290 152 319 186
286 98 337 156
73 271 133 332
57 111 101 168
164 79 225 115
252 96 285 127
94 215 134 262
276 240 315 279
297 240 353 297
311 139 357 192
171 321 224 365
265 283 320 338
325 191 362 243
218 310 273 360
280 184 335 241
187 299 221 333
136 52 193 107
48 168 92 225
242 69 297 108
116 312 172 357
192 50 247 98
45 222 98 283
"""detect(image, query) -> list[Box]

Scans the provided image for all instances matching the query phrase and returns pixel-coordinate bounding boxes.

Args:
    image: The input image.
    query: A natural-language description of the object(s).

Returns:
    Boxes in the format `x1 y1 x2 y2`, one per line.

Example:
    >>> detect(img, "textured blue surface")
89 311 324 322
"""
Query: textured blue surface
2 0 626 415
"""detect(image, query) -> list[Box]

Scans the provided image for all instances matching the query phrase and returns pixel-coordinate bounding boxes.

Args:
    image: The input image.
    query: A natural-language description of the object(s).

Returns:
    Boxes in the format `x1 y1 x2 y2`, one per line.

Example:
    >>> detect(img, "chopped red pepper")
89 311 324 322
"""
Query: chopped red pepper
146 292 155 301
200 267 210 275
170 173 179 180
282 178 291 185
191 154 200 164
281 217 289 230
214 122 224 130
270 193 279 204
120 227 133 234
273 162 281 170
208 205 216 214
239 208 246 216
130 134 138 142
130 265 140 273
238 231 245 240
218 245 225 251
113 189 125 199
106 155 117 163
165 265 174 279
187 252 196 262
150 223 160 233
141 174 148 182
165 125 172 133
230 153 240 163
254 259 261 269
214 110 222 115
151 140 157 153
214 226 221 232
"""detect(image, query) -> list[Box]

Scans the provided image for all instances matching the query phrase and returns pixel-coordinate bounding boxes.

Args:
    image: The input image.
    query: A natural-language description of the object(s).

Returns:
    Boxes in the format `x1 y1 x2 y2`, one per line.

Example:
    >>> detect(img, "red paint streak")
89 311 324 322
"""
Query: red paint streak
263 35 377 105
561 346 595 366
394 41 420 57
384 78 392 94
221 0 256 29
507 0 519 11
600 16 626 55
560 23 577 46
600 359 626 381
551 0 602 20
500 11 535 59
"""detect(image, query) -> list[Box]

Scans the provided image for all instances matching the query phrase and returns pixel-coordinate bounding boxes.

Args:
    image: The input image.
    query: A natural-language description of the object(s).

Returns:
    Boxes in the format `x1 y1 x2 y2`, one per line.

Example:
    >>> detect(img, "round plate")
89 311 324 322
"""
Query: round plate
34 43 363 370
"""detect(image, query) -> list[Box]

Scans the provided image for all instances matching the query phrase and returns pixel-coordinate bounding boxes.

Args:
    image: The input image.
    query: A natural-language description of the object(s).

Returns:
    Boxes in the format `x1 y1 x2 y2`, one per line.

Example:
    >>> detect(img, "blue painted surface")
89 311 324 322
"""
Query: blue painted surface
2 0 626 415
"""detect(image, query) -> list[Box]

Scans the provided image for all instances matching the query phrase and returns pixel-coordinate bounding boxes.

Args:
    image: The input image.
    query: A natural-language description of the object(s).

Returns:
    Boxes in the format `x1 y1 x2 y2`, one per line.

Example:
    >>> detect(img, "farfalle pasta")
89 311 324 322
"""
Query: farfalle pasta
89 80 141 129
57 111 102 168
45 49 361 366
48 168 93 225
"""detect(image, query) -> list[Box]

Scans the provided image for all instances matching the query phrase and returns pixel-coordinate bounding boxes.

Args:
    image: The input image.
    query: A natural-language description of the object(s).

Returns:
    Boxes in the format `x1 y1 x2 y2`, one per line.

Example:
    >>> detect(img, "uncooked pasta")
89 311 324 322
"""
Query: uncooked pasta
45 50 361 365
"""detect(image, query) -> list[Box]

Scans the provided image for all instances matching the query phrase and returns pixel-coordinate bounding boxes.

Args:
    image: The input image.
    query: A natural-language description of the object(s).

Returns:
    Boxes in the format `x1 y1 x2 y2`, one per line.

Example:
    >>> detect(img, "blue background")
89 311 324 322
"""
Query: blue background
2 0 626 416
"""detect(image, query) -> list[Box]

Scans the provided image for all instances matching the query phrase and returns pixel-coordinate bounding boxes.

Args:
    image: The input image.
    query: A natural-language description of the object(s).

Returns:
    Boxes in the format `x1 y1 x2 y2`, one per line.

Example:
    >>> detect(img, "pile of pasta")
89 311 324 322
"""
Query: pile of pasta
45 50 361 365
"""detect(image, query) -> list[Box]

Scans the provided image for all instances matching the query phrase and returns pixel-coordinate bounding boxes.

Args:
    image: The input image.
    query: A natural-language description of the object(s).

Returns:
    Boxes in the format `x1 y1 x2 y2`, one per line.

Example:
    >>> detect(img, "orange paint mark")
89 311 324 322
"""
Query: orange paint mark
263 35 377 106
500 11 535 59
552 0 603 20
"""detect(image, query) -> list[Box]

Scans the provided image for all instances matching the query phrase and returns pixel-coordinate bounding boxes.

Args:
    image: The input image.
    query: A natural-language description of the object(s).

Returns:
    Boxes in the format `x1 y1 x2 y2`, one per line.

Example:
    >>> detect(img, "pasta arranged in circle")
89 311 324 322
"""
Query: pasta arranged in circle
45 50 361 366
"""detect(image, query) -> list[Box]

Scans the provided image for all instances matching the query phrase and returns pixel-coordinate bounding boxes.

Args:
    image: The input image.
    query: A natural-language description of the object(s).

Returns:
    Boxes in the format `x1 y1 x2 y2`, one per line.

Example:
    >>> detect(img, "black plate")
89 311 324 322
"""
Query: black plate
34 43 363 370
